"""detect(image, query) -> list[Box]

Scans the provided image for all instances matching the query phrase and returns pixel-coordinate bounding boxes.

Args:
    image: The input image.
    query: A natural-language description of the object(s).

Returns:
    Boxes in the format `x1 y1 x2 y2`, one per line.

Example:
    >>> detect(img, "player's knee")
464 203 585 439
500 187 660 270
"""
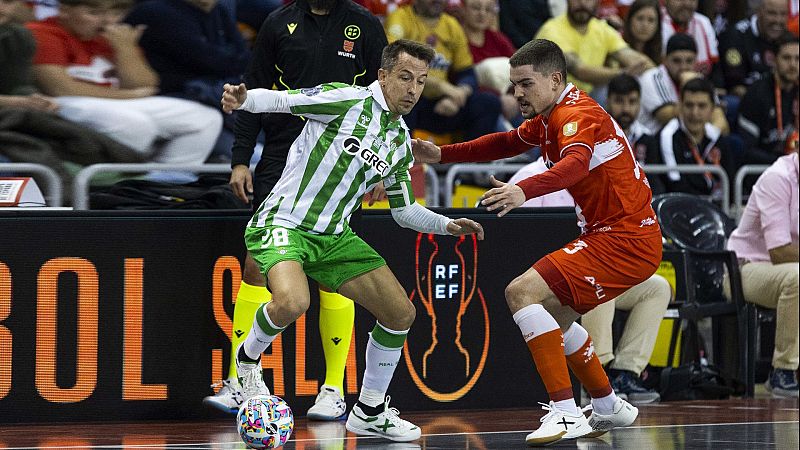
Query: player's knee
381 297 416 330
505 276 536 311
651 275 673 305
268 291 309 323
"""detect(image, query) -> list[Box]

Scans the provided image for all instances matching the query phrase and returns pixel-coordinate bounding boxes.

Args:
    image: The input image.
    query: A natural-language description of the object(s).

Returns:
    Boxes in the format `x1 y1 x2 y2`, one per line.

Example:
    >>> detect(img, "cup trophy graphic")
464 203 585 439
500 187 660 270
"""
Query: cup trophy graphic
403 233 490 402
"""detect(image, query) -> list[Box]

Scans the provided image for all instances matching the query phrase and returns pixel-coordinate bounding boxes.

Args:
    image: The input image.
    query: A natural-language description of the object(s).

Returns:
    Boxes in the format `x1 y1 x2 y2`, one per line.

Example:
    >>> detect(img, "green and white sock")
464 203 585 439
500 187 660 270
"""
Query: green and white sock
242 304 285 361
358 322 408 408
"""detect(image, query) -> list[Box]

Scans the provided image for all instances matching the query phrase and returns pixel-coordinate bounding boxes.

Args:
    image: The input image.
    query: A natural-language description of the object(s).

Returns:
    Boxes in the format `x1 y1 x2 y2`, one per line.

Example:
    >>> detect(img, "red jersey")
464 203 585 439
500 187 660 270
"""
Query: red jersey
27 18 118 87
442 83 659 237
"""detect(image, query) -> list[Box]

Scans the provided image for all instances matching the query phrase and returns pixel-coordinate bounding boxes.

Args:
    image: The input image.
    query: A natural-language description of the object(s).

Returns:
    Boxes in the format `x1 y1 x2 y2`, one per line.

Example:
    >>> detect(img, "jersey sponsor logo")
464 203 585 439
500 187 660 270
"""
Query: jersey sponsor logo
640 216 657 227
343 136 362 154
300 86 322 96
563 121 578 136
342 136 391 176
343 40 354 52
583 276 606 300
337 50 356 59
287 23 297 34
344 25 361 40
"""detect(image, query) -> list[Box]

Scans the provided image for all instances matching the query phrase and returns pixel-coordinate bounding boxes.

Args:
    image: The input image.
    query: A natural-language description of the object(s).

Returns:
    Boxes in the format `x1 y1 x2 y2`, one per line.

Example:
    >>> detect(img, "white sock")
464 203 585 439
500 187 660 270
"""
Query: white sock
512 304 560 341
359 324 406 407
562 322 589 355
243 305 283 361
358 388 385 410
591 392 618 415
555 398 580 416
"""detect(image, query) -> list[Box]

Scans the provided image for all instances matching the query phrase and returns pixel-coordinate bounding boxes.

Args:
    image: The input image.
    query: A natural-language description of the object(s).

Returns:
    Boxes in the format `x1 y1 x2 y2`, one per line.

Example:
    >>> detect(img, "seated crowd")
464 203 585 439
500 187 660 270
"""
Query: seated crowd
0 0 797 397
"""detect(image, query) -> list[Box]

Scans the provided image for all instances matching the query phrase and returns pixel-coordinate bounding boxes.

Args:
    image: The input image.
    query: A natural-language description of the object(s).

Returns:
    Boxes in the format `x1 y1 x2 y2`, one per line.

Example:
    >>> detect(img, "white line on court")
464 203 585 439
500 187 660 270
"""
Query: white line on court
2 420 797 449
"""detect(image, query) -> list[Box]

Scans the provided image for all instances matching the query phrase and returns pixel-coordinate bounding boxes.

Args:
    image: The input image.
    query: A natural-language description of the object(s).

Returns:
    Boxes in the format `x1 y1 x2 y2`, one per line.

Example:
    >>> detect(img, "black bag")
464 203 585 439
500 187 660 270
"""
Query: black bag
659 362 734 401
90 176 249 210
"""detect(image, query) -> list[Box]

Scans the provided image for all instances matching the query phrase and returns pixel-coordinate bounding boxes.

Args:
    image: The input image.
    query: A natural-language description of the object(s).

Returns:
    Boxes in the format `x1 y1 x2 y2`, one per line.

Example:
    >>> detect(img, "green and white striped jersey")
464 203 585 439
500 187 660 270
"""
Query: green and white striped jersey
247 81 416 234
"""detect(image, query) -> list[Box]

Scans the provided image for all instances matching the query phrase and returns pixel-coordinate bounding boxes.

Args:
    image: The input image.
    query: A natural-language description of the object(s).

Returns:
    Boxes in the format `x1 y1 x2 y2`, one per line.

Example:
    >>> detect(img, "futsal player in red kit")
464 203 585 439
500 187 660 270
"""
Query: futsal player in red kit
412 39 663 446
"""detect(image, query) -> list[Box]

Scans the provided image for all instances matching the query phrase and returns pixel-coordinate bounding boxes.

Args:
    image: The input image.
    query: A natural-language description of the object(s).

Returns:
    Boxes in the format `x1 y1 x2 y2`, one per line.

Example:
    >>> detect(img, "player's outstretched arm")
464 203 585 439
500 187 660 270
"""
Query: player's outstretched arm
480 175 526 217
391 202 484 240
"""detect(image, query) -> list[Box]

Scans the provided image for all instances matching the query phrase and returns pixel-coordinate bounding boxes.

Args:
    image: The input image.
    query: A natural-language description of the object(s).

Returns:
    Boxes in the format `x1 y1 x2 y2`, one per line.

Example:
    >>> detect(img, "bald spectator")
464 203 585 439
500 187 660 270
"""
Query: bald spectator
535 0 653 97
716 0 789 98
661 0 719 76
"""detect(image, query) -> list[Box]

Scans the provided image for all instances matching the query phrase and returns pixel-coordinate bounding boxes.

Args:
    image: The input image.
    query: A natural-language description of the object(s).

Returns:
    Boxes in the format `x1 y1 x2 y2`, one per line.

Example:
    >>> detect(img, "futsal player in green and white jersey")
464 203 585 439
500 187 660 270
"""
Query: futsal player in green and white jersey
220 39 484 443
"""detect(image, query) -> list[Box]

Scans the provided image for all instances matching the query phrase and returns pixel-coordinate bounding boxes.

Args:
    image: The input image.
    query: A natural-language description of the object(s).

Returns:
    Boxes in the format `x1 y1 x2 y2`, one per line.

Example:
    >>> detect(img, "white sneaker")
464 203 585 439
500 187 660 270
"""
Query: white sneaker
202 378 243 413
307 384 347 421
525 401 592 446
584 397 639 438
345 396 421 442
235 343 270 401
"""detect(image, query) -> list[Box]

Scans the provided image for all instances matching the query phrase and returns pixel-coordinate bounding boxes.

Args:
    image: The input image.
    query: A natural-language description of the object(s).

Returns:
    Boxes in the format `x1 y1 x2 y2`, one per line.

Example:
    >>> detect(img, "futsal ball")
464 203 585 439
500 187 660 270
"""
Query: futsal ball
237 395 294 449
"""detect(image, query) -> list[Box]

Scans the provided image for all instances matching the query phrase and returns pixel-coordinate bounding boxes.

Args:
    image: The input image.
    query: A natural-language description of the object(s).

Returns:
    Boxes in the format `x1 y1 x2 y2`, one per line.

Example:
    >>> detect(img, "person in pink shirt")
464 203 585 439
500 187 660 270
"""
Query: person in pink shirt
726 150 799 398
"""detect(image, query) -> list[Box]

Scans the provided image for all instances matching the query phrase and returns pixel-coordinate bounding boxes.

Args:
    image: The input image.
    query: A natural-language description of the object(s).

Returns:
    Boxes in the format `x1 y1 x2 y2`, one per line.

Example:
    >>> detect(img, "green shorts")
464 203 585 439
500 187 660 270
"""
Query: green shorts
244 224 386 291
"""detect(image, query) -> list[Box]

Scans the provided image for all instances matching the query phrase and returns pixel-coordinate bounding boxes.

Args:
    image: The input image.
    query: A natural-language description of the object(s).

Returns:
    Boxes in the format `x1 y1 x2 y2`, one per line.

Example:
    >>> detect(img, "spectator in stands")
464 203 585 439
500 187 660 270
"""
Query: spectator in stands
507 152 671 405
461 0 520 126
535 0 654 98
716 0 789 98
607 73 653 152
737 34 799 165
0 0 51 104
125 1 249 103
623 0 662 65
125 0 250 161
726 149 798 398
647 78 735 198
497 0 553 50
26 0 222 167
661 0 718 76
638 34 729 134
385 0 502 141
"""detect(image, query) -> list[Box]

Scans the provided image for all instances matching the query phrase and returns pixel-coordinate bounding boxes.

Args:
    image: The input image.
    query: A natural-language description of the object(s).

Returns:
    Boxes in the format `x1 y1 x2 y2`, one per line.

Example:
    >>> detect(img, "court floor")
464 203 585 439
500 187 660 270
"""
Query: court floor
0 397 796 449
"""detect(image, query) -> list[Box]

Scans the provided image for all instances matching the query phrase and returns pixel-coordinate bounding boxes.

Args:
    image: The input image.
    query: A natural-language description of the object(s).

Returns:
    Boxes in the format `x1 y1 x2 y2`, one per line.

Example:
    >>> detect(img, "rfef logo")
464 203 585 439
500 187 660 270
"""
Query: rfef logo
403 234 490 402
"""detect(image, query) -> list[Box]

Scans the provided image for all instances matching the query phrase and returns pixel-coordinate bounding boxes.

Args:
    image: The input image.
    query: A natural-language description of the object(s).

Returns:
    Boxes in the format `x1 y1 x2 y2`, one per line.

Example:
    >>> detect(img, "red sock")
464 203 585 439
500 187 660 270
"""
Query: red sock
526 329 574 401
566 336 612 398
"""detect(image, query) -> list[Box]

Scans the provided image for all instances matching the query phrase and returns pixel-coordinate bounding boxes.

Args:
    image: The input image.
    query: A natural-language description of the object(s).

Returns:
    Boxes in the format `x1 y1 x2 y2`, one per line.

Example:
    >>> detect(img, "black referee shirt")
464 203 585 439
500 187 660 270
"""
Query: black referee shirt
230 0 387 174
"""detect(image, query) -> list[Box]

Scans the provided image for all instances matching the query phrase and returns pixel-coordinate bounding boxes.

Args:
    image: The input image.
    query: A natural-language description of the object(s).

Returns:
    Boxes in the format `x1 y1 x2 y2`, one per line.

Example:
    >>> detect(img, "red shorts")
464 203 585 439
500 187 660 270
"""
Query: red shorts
533 232 663 314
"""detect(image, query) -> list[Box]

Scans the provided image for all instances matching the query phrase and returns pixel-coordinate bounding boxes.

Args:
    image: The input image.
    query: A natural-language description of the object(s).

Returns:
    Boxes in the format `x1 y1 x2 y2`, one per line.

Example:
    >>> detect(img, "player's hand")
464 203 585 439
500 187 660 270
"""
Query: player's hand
229 164 253 204
480 175 525 217
368 181 386 206
434 97 460 117
221 83 247 114
410 138 442 163
446 218 485 240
